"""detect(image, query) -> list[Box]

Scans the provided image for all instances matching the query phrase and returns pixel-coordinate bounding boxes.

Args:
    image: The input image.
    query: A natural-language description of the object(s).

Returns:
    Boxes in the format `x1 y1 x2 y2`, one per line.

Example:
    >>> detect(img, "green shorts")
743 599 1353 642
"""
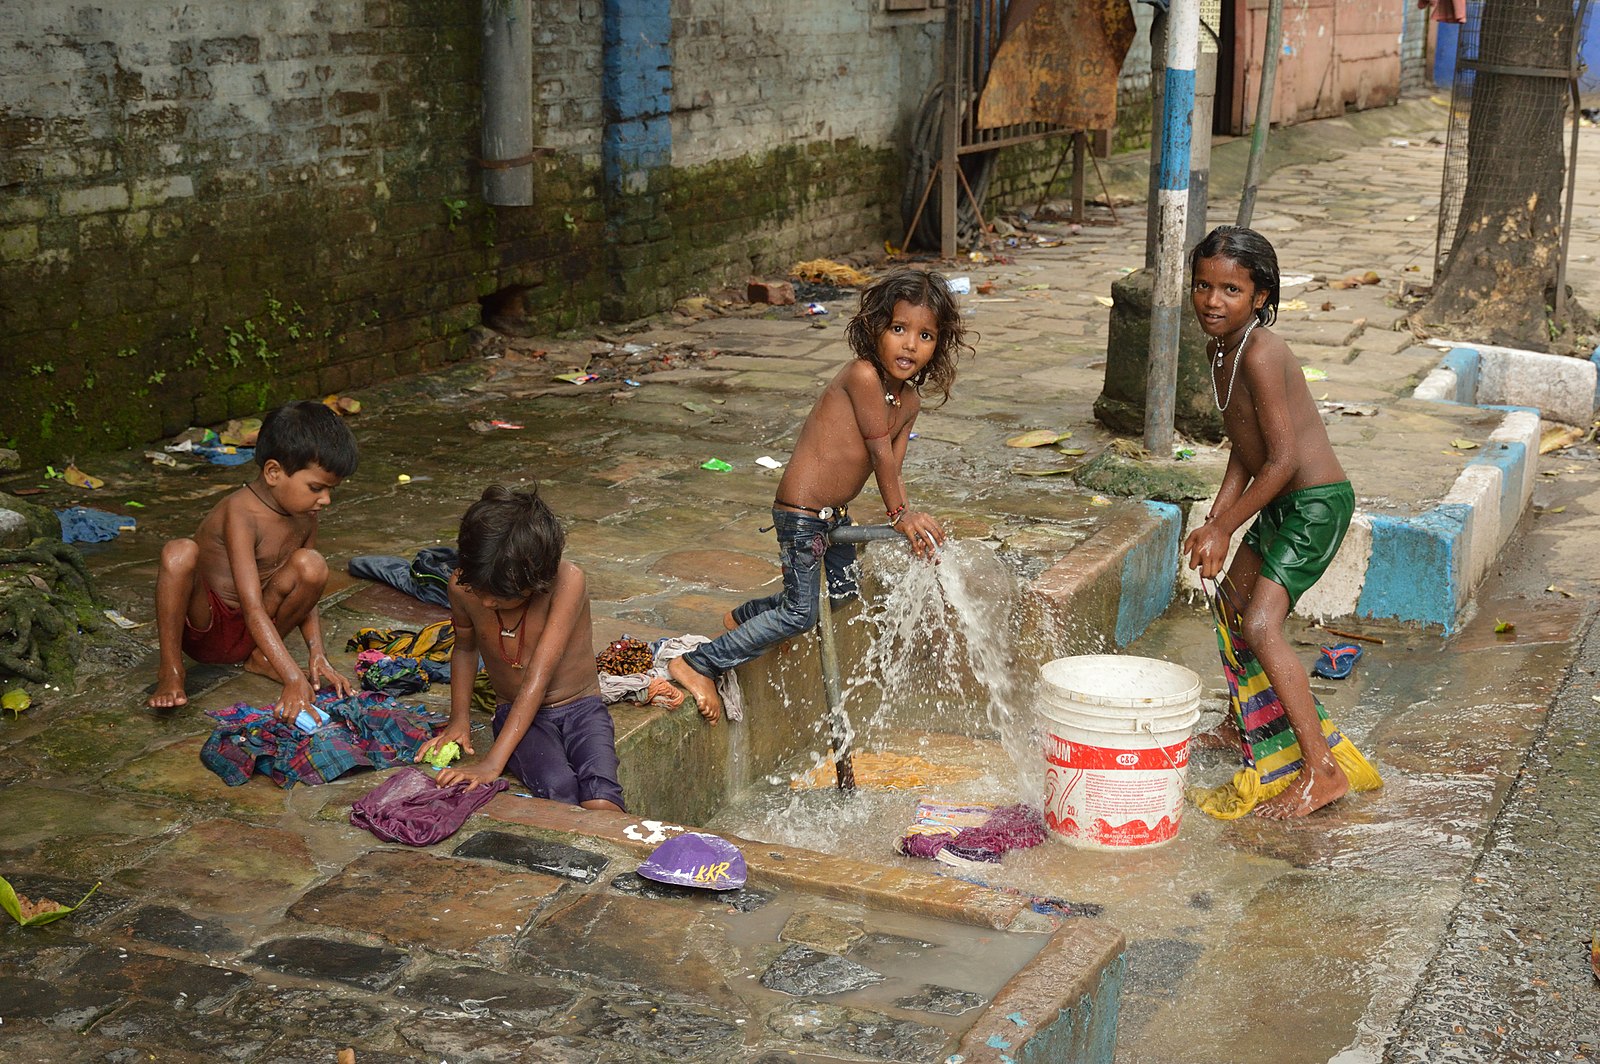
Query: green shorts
1242 480 1354 610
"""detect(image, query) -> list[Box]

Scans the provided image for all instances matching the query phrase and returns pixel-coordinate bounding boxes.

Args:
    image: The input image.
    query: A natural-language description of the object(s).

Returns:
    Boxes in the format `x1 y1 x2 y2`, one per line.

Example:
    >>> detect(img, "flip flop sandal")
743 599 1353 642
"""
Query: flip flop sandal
1311 643 1363 680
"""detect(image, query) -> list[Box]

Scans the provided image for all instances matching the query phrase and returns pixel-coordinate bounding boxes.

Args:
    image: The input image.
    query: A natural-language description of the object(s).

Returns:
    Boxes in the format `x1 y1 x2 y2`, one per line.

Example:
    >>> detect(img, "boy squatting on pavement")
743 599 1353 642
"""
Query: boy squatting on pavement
668 268 975 722
146 400 357 723
416 484 625 812
1183 225 1356 819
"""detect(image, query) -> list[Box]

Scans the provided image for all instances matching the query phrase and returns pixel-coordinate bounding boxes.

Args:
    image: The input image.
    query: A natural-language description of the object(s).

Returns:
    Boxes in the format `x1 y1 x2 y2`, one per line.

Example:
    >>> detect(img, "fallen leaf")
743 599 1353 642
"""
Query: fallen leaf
1320 301 1335 311
0 874 99 927
322 396 362 416
1016 467 1077 477
1450 438 1480 450
63 464 104 490
2 689 30 716
976 282 996 295
1058 447 1087 457
1547 585 1574 598
1006 430 1068 448
1494 619 1515 633
1093 295 1114 307
1018 283 1051 291
1280 298 1309 312
1088 495 1112 506
1539 423 1585 454
1361 270 1381 285
1592 935 1599 982
682 401 713 415
1302 367 1328 382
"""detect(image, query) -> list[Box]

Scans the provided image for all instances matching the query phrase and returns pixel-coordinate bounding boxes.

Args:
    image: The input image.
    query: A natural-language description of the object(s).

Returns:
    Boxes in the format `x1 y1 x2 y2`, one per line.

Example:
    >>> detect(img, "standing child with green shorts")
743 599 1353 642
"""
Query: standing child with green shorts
1181 225 1356 819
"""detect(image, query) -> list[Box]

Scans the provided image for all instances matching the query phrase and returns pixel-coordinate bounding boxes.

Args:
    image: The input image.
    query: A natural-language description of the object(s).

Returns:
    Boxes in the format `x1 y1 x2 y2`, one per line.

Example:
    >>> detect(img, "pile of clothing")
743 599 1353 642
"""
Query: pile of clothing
895 799 1046 871
596 635 744 720
200 690 445 788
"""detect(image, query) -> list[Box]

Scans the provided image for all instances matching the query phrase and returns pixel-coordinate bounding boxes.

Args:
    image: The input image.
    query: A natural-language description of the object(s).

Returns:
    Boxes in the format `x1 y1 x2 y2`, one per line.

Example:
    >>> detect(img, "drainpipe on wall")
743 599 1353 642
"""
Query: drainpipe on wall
481 0 535 206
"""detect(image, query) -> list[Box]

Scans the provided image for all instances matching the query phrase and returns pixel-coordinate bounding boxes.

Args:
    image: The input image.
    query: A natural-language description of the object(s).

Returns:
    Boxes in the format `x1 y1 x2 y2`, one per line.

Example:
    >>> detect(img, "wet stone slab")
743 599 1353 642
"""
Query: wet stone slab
67 946 250 1012
764 1001 952 1063
254 1037 428 1064
243 936 411 992
400 1021 654 1063
85 999 275 1059
761 945 885 996
111 904 244 955
289 849 564 956
453 829 612 883
648 548 780 592
1 976 124 1031
117 818 319 915
608 870 771 912
392 963 577 1027
779 911 866 954
515 893 740 1008
893 984 988 1016
229 985 396 1041
560 994 748 1061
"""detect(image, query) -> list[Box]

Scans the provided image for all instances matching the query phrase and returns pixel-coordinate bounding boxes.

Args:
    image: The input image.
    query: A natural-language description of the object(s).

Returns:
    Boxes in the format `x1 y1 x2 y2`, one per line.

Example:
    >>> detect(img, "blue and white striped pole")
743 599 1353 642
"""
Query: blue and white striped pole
1144 0 1199 455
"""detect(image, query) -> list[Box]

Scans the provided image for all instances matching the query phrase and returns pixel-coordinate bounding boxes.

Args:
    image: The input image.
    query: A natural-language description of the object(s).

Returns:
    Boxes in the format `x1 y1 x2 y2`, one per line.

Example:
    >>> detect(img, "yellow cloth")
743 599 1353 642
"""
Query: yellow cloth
1191 718 1383 820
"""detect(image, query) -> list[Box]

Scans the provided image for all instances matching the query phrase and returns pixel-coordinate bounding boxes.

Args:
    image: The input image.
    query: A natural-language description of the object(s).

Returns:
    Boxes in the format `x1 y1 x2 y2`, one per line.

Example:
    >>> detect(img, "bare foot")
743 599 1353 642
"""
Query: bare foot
146 665 189 709
668 656 722 725
243 650 285 683
1256 766 1349 819
1191 716 1242 751
723 611 738 631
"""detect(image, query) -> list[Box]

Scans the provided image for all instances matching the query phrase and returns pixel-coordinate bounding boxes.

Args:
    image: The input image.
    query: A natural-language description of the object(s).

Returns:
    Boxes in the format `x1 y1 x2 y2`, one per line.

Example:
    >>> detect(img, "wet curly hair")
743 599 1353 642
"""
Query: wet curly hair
456 483 565 599
843 268 973 406
1190 225 1281 327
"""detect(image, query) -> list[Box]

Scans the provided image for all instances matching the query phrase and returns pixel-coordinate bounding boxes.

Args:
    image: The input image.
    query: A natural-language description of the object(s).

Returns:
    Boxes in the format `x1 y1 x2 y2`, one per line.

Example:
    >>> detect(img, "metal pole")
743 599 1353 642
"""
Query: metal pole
812 523 903 793
815 567 854 793
940 0 963 260
1144 9 1168 270
1071 131 1087 224
481 0 534 206
1144 0 1198 456
1236 0 1283 227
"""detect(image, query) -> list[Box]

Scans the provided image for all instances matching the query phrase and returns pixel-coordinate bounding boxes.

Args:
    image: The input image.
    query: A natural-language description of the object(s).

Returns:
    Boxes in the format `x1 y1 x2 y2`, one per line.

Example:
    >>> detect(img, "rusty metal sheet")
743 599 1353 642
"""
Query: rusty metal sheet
977 0 1137 131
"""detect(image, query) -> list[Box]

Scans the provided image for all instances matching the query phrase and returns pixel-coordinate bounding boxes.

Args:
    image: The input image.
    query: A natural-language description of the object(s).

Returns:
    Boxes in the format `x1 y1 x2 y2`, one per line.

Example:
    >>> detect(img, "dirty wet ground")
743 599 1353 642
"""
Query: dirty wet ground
4 101 1600 1062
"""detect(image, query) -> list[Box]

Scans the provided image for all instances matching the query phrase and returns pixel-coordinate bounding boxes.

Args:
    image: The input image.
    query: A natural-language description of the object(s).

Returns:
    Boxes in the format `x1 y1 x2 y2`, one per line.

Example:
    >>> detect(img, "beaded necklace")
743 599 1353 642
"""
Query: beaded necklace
1210 316 1259 413
493 603 530 669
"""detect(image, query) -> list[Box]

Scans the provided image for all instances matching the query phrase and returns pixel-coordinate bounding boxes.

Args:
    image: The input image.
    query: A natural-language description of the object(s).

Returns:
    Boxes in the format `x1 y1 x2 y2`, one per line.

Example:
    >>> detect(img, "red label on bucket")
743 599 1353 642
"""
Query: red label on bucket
1043 736 1189 772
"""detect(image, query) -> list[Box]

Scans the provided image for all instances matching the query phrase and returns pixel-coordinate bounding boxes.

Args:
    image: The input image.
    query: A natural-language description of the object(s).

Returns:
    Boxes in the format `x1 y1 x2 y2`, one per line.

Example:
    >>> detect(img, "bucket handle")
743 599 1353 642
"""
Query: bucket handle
1138 719 1191 786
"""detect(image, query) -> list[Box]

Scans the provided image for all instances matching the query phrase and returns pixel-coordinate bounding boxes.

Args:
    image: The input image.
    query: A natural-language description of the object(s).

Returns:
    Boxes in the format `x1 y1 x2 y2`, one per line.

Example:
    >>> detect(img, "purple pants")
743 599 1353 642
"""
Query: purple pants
493 694 625 809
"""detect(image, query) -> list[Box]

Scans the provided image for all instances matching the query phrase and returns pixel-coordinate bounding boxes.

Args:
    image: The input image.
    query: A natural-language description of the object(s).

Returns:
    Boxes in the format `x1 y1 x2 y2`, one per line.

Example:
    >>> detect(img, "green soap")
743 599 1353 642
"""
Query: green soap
424 741 461 769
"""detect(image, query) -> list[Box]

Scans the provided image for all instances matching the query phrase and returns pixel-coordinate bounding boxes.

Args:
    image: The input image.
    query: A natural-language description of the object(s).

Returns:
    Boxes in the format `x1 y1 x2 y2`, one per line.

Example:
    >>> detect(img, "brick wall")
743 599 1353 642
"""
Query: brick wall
0 0 1067 466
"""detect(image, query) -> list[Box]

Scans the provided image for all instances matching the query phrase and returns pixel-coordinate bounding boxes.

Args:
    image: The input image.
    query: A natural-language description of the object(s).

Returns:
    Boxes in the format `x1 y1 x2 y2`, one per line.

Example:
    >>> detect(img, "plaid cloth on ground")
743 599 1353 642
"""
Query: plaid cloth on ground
200 690 446 789
1191 579 1382 819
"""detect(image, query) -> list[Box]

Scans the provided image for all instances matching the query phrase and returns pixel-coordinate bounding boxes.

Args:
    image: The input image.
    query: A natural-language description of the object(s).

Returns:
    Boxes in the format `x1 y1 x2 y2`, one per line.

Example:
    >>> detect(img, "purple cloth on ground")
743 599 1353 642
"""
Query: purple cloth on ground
349 767 509 846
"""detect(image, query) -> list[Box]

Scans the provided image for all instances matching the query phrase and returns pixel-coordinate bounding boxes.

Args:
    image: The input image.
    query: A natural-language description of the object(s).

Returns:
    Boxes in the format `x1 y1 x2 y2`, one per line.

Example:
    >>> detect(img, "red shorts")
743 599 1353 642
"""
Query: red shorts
182 581 256 665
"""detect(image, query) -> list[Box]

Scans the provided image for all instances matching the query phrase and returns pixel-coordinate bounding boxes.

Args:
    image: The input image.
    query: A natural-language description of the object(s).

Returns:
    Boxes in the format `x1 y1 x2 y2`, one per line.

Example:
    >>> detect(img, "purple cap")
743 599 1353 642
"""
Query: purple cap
637 832 748 891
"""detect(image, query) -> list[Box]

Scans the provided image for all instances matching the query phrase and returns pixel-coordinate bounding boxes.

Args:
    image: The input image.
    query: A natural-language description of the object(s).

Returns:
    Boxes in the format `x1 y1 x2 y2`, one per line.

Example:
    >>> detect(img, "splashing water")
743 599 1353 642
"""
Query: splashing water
826 540 1065 808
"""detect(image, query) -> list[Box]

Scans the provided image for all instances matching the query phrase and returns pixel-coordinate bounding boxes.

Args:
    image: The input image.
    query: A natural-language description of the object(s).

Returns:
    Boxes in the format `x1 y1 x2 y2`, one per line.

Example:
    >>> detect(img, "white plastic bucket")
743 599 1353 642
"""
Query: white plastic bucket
1038 655 1202 850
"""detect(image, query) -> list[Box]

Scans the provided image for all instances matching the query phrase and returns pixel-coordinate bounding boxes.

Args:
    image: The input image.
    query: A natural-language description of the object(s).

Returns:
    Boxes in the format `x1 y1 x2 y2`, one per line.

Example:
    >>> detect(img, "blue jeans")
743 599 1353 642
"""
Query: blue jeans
681 508 858 679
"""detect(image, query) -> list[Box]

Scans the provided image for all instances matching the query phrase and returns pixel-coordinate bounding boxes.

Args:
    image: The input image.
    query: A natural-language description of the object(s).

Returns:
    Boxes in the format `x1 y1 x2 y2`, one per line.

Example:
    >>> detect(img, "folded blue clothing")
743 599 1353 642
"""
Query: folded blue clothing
348 546 457 608
56 507 136 544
